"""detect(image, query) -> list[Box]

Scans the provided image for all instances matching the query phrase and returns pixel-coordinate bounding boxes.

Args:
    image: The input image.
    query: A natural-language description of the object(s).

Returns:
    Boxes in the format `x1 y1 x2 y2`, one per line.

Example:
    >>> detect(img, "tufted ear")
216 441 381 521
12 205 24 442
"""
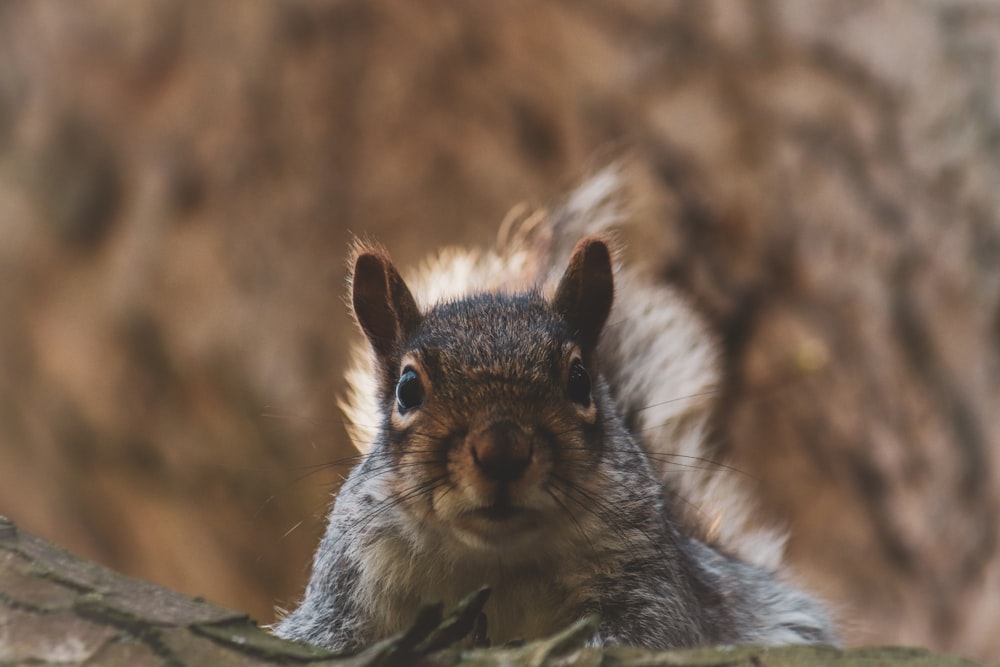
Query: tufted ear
553 236 614 351
351 247 422 364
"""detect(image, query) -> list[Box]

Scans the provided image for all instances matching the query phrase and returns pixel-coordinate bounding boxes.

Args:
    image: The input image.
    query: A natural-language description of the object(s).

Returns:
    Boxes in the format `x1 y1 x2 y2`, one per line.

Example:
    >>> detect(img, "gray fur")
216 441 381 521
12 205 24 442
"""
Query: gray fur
274 170 835 652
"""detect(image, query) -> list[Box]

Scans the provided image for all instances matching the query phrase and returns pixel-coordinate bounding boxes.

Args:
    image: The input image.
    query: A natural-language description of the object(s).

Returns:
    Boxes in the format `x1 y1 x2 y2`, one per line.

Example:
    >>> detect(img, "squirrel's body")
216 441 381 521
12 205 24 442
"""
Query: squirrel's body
275 170 835 651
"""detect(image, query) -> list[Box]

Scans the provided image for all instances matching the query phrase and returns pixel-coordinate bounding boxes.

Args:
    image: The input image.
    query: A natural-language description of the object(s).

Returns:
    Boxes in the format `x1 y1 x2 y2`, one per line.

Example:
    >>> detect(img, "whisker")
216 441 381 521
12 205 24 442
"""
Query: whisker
282 519 306 539
545 487 598 556
644 454 758 482
549 473 646 562
630 390 720 413
346 475 450 537
552 442 754 482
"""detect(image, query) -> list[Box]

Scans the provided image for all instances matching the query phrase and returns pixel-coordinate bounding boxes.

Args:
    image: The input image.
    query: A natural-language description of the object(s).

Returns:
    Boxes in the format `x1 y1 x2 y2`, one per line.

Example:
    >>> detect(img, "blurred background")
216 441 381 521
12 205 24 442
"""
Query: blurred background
0 1 998 661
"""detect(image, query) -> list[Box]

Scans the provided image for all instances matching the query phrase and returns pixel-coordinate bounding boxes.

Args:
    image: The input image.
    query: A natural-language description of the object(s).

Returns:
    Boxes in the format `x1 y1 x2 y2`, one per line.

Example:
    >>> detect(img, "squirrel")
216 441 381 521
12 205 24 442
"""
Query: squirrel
273 168 836 652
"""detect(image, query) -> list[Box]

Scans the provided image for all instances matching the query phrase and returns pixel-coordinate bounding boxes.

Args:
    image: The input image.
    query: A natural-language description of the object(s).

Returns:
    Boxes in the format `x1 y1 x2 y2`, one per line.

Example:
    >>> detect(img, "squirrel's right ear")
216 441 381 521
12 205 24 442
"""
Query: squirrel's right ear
351 248 422 361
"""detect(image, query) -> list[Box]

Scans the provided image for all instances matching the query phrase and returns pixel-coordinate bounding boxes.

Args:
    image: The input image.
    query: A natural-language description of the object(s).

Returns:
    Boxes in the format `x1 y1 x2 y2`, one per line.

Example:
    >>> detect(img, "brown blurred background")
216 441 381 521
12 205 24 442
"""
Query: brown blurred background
1 1 999 661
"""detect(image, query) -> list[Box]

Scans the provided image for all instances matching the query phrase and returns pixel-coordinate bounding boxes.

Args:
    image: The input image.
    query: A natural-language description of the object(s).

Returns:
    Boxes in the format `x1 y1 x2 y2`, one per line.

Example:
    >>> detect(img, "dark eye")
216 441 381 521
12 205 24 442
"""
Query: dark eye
567 359 591 407
395 368 425 412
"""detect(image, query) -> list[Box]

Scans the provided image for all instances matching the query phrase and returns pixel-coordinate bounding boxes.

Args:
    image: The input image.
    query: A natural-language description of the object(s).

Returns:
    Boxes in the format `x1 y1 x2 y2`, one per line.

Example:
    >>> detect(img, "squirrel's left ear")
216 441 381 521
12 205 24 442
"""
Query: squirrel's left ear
553 236 614 350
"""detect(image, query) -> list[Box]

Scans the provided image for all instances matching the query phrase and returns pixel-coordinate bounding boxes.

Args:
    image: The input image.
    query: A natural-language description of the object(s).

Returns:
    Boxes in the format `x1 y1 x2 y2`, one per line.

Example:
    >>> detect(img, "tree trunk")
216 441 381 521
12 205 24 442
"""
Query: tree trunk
0 1 997 662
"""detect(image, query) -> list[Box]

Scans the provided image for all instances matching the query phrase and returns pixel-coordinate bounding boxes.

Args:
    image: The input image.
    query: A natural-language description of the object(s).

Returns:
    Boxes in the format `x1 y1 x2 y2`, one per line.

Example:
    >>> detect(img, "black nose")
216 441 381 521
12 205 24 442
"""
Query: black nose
470 420 533 483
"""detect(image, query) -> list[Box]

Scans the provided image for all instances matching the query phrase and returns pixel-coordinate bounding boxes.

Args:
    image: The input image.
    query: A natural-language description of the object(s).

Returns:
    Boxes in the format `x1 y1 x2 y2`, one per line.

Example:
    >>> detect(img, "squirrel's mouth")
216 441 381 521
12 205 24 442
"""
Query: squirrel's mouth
442 485 553 549
469 502 523 522
463 487 528 522
453 502 542 546
468 492 527 521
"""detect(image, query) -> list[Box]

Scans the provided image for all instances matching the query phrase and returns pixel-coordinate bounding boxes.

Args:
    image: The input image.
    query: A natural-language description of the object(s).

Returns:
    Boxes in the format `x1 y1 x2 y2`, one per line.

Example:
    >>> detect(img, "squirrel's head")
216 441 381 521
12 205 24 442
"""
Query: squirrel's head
349 238 616 553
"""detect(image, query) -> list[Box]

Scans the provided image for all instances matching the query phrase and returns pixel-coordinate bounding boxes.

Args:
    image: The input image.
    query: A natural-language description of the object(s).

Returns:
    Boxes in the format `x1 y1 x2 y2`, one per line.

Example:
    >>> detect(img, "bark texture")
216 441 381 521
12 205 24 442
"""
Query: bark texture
0 517 983 666
0 1 998 662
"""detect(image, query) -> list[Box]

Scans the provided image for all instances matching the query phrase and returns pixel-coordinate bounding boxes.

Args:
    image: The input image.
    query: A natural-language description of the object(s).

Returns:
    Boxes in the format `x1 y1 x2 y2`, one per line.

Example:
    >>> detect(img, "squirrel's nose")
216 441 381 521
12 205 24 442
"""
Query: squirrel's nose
469 420 533 483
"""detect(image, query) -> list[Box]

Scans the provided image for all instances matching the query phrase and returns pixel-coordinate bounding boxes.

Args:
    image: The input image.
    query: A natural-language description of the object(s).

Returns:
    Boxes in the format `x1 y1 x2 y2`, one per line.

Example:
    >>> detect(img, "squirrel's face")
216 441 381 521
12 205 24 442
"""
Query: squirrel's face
384 296 605 551
350 237 614 554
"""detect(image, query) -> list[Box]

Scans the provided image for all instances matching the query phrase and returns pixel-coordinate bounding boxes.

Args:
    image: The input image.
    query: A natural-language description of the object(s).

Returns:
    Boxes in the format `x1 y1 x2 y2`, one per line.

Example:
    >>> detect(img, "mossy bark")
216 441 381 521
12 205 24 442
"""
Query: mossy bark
0 516 982 667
